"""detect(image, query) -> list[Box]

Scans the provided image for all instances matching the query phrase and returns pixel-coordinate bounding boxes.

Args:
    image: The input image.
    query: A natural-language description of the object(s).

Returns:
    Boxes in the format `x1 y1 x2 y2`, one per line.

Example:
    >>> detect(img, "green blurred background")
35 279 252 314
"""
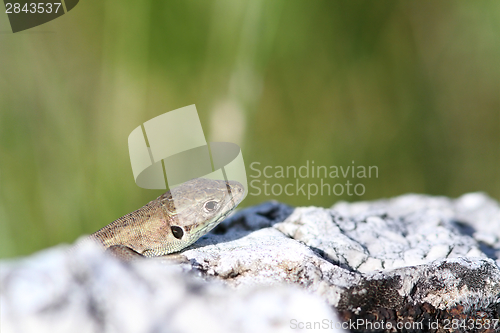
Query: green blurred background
0 1 499 258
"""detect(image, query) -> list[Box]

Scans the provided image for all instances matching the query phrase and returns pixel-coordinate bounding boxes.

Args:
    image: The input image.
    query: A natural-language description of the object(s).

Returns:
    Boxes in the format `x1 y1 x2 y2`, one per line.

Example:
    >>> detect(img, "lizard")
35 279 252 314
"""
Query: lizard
86 178 245 260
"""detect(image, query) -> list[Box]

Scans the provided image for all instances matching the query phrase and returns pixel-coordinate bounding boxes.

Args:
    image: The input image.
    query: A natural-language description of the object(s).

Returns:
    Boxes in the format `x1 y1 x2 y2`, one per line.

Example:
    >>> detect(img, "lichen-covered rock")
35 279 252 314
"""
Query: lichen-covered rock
2 193 500 333
182 194 500 330
277 193 499 273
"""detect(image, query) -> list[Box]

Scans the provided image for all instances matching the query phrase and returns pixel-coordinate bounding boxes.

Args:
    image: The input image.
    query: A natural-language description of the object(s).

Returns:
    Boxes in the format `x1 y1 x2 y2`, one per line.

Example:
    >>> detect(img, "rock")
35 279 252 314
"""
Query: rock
2 193 500 333
0 241 341 333
278 193 497 273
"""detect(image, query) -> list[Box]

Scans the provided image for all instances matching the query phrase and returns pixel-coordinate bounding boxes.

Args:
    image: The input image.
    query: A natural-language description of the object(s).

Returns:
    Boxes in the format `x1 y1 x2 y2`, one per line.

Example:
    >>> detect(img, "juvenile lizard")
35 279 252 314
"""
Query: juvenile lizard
87 178 245 260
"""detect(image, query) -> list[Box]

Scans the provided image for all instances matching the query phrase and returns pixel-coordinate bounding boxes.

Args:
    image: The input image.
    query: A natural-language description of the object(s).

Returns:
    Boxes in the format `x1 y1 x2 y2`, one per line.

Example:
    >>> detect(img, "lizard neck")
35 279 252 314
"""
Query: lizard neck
89 198 166 252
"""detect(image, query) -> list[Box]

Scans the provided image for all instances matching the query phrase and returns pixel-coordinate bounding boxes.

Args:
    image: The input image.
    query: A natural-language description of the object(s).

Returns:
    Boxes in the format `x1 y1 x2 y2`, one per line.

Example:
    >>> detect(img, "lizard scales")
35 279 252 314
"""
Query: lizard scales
89 178 244 258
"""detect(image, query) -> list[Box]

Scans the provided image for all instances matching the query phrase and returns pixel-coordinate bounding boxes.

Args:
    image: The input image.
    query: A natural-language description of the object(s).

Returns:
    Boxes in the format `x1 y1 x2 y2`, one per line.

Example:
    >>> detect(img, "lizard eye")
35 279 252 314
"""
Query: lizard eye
204 200 218 212
171 226 184 239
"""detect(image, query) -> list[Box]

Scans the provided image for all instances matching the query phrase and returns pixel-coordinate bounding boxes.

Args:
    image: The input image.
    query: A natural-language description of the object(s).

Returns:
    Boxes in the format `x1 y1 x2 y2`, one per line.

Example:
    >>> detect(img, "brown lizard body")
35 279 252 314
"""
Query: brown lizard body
88 178 244 259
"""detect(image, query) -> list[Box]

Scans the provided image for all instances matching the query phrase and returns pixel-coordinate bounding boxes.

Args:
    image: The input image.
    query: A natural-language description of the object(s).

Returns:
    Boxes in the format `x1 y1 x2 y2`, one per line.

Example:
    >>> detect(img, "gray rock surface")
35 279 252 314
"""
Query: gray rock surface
1 242 342 333
181 194 500 311
2 192 500 332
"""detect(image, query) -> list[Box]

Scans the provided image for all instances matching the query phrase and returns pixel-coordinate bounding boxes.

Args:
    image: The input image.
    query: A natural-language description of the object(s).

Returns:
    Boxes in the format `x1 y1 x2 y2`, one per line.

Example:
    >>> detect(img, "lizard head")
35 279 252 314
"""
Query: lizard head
145 177 245 256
